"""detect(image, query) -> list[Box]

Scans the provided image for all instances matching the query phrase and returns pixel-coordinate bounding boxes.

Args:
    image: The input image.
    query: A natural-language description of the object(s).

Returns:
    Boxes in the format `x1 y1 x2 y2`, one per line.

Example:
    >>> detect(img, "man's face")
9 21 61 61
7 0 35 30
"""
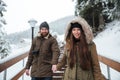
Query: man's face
40 27 49 37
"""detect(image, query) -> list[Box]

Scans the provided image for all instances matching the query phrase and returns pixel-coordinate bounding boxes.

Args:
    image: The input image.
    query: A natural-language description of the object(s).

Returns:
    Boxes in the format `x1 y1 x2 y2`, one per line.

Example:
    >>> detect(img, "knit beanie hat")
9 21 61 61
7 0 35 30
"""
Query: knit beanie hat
70 22 83 32
39 21 49 30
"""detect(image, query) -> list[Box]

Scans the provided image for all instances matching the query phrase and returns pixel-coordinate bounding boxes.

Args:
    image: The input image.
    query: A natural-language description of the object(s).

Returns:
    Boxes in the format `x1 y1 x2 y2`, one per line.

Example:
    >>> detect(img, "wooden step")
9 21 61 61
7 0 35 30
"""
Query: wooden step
53 71 64 80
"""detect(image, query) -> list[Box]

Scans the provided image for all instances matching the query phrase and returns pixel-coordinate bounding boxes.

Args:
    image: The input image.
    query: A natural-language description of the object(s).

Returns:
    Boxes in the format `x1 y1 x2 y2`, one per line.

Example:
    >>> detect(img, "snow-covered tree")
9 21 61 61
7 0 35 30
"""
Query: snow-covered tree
74 0 116 22
113 0 120 19
0 0 10 59
73 0 117 36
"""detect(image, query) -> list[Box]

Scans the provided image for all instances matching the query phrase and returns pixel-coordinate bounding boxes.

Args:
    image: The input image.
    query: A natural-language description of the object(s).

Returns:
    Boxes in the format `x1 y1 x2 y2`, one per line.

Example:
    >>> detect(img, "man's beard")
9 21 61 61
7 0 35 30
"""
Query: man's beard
41 32 49 37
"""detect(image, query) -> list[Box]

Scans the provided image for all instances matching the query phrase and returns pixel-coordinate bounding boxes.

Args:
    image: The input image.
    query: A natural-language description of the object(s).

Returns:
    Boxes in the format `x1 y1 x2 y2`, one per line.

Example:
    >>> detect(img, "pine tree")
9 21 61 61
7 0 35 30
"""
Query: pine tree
0 0 10 59
114 0 120 19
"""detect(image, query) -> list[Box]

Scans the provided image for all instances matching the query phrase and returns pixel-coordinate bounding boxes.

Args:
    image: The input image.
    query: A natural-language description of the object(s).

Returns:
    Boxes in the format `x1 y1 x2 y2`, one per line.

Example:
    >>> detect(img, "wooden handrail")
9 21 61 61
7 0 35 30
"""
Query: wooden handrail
98 55 120 72
0 52 28 72
11 68 26 80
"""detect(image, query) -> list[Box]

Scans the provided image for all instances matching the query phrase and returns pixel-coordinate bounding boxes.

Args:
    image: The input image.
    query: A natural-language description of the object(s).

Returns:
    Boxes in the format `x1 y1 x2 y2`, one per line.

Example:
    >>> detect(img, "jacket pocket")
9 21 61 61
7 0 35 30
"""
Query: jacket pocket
31 60 37 74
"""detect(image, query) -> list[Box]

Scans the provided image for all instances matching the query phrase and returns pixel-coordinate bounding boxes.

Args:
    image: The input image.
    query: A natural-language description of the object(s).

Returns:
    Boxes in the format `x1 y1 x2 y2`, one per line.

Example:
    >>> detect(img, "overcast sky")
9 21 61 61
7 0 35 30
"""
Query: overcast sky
3 0 75 34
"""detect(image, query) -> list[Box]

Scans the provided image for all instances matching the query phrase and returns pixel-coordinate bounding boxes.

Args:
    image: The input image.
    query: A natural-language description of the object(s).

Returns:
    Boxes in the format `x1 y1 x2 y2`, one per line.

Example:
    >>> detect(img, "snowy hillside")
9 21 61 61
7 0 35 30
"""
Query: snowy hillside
94 20 120 80
50 15 75 34
94 20 120 62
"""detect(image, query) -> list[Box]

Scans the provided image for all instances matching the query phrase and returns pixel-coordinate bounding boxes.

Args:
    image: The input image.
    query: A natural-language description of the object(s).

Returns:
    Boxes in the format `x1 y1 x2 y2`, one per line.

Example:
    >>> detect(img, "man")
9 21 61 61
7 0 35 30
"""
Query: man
25 21 60 80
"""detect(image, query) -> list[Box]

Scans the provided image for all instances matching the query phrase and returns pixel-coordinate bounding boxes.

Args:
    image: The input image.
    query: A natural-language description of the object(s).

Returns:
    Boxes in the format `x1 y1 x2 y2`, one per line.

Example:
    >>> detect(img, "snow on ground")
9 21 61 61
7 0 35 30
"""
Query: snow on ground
94 20 120 80
94 20 120 62
0 38 31 64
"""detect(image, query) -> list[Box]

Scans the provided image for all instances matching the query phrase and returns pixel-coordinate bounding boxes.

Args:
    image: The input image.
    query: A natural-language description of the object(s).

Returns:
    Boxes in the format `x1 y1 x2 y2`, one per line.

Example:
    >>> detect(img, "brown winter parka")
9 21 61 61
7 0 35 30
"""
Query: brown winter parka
25 34 60 77
57 16 105 80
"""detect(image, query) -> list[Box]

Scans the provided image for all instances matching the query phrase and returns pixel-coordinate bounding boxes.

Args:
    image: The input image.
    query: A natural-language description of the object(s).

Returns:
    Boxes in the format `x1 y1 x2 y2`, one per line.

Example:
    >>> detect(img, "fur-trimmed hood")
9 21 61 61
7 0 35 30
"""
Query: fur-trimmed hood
65 16 94 44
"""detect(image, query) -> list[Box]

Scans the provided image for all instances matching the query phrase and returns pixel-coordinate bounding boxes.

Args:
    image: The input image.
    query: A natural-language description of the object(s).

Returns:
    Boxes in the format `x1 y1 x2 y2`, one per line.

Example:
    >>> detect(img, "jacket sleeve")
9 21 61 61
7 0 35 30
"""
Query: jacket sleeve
90 42 105 80
51 38 60 65
25 38 36 69
57 50 67 70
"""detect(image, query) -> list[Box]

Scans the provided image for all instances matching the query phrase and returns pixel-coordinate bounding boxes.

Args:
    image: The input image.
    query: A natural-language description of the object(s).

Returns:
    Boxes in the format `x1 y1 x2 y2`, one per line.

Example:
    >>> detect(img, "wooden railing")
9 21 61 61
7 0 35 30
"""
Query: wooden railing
0 52 28 80
98 55 120 80
0 52 28 72
0 52 120 80
98 55 120 72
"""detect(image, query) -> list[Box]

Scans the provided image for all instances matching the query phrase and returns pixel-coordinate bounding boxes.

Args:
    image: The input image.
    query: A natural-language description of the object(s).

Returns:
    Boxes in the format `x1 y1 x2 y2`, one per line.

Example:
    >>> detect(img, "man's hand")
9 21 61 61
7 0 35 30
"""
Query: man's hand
52 65 57 73
25 69 30 76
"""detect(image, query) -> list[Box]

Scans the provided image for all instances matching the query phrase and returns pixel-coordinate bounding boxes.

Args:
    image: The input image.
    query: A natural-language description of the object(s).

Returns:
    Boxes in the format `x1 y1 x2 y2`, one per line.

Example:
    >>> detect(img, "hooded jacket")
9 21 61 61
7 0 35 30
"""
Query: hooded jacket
57 16 105 80
25 33 60 77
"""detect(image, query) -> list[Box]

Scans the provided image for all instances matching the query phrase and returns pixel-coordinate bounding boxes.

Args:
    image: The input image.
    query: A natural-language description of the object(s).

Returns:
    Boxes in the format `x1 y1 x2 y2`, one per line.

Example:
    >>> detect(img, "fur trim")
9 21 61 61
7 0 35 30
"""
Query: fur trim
65 16 94 44
37 32 50 39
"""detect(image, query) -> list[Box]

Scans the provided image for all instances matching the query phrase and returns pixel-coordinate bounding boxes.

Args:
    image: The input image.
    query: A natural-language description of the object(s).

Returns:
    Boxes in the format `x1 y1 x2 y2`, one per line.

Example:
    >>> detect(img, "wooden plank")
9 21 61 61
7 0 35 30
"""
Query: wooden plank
53 71 64 76
11 68 26 80
0 52 28 72
98 55 120 72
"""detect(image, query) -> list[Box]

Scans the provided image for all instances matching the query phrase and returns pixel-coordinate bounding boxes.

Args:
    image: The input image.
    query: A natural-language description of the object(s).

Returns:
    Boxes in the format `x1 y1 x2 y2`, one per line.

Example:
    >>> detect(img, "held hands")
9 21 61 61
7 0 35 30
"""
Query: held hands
52 65 57 73
25 69 30 76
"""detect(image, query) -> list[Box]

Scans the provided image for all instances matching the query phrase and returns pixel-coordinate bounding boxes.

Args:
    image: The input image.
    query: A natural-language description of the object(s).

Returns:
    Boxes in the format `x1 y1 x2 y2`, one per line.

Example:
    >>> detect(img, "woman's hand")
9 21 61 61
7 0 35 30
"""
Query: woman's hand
25 69 30 76
52 65 57 73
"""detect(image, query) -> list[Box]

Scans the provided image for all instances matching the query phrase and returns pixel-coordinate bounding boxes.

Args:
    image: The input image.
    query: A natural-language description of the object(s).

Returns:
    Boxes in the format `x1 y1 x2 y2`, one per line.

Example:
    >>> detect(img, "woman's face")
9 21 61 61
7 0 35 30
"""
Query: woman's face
72 27 81 39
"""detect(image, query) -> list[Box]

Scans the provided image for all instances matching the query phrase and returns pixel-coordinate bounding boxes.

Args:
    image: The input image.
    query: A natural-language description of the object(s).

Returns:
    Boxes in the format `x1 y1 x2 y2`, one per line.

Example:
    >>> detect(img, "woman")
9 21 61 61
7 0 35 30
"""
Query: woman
57 16 105 80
